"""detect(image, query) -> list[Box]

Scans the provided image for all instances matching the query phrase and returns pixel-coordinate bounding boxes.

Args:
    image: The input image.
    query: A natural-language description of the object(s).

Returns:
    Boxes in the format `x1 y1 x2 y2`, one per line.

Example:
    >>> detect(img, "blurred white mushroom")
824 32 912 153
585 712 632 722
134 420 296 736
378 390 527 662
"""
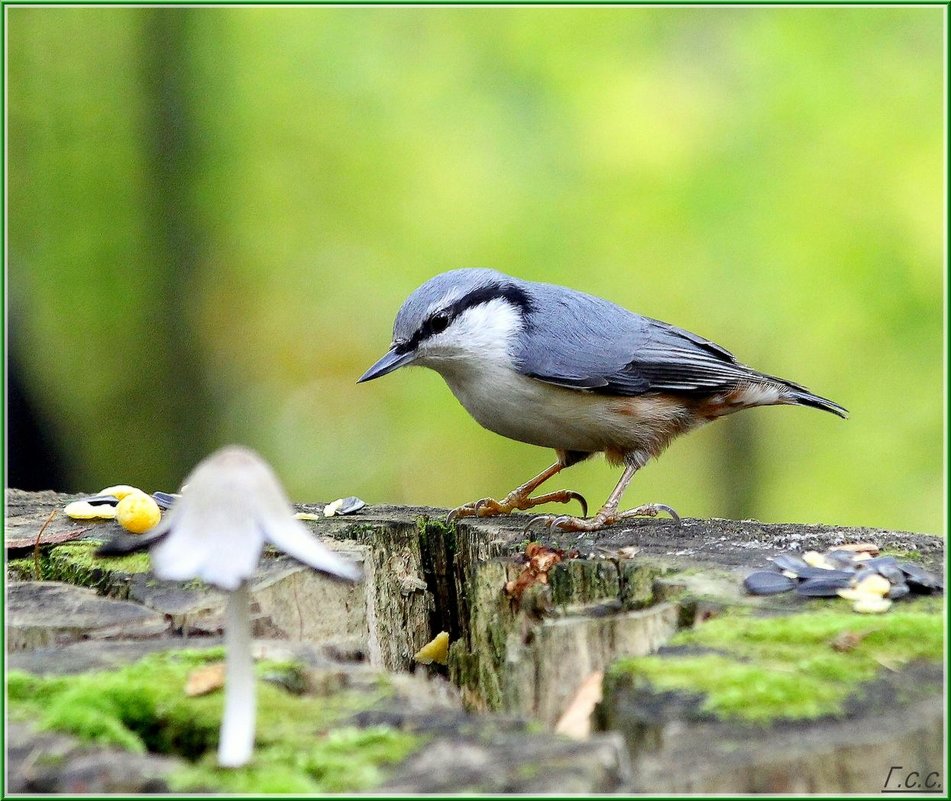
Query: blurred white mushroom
97 445 362 768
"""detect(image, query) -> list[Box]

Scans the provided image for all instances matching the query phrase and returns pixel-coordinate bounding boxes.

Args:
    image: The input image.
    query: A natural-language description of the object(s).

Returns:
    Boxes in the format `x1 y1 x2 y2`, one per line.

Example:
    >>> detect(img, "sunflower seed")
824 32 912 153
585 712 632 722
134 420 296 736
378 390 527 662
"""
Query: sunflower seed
80 494 120 507
151 491 180 510
826 550 863 570
897 562 943 592
743 571 797 595
769 553 811 574
796 575 854 596
887 582 910 600
802 551 835 569
795 566 857 581
323 496 367 517
861 556 904 584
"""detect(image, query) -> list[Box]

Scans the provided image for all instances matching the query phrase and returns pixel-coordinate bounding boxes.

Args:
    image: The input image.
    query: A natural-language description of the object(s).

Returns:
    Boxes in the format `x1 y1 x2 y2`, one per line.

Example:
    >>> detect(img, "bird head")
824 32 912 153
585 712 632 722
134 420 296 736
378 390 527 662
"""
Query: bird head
358 268 534 382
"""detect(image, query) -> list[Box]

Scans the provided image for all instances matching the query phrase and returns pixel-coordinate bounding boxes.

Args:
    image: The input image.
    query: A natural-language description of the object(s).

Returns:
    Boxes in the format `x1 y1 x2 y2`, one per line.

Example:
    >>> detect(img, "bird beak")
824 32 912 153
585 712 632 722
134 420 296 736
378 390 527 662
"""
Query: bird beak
357 347 416 383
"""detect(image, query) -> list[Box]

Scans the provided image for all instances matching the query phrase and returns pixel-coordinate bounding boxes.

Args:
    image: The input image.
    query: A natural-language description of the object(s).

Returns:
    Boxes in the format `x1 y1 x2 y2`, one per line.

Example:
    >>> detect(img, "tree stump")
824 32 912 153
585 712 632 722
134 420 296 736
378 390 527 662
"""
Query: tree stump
5 489 944 793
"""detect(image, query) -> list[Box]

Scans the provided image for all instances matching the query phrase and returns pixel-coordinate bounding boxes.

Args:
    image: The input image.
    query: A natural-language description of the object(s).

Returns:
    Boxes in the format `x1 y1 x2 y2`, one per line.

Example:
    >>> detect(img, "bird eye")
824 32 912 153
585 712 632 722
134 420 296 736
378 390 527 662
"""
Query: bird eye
429 312 450 335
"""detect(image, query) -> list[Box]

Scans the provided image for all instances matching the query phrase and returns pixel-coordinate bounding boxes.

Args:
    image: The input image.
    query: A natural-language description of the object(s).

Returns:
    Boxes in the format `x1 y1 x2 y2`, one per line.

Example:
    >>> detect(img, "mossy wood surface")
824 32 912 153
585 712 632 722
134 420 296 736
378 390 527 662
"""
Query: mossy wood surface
5 489 945 793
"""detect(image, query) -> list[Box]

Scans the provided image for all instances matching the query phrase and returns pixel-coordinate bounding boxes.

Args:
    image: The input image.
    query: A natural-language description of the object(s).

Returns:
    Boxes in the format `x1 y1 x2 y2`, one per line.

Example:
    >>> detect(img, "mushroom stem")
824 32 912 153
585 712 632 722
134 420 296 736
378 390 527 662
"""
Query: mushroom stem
218 581 255 767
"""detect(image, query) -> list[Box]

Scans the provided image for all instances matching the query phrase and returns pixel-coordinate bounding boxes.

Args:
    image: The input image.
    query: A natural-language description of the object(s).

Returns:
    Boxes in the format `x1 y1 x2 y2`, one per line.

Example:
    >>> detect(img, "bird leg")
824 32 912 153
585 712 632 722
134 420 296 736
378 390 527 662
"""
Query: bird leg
526 462 680 533
448 459 588 522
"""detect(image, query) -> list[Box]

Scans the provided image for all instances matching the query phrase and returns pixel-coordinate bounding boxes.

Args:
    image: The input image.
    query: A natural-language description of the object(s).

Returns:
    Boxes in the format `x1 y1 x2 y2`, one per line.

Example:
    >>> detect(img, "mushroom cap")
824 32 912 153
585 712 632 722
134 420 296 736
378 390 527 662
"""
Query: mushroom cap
148 445 362 590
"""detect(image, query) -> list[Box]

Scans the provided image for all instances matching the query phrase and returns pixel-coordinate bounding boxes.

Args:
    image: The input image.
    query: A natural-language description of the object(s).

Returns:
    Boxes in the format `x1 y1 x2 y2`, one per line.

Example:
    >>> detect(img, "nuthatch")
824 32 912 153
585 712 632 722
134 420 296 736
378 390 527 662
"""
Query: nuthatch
358 268 847 532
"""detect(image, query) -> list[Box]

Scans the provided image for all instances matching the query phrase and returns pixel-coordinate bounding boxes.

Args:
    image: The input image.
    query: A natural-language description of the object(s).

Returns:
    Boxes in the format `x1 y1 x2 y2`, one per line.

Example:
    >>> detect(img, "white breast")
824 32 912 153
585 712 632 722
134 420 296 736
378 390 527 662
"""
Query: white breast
413 296 700 456
433 358 692 455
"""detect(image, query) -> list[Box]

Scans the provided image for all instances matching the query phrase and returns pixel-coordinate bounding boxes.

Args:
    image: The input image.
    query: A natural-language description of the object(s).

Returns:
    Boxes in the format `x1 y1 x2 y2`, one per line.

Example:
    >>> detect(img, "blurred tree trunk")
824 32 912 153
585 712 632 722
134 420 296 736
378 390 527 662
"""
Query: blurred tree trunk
715 413 758 520
8 8 215 491
136 8 214 484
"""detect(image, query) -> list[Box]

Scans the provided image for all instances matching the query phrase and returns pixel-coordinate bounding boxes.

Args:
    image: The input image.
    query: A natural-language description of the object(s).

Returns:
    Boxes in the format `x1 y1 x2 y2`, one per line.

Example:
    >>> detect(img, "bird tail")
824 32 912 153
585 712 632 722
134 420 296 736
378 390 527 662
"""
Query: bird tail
787 389 848 419
754 369 848 419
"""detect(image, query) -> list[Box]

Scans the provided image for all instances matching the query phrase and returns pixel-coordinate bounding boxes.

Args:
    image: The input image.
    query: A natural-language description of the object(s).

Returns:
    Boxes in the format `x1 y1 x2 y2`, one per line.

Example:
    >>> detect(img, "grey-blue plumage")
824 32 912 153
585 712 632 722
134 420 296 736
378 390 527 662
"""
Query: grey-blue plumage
384 268 846 418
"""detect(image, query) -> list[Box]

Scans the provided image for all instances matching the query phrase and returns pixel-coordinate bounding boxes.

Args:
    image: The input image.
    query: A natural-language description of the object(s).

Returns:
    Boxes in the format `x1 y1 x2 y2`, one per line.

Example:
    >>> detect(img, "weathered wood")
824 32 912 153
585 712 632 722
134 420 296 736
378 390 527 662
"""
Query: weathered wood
601 663 944 793
7 581 169 650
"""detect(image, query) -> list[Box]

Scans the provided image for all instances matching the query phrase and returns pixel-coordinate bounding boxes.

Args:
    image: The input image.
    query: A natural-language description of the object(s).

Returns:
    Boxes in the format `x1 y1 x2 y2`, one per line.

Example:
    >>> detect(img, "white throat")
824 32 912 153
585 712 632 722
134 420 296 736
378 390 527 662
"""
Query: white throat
419 298 522 368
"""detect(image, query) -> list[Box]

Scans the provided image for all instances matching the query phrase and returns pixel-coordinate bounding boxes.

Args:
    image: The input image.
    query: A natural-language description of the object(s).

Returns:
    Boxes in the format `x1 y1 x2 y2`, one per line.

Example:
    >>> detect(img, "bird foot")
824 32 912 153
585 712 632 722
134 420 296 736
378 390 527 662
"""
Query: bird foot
447 488 588 523
525 502 681 533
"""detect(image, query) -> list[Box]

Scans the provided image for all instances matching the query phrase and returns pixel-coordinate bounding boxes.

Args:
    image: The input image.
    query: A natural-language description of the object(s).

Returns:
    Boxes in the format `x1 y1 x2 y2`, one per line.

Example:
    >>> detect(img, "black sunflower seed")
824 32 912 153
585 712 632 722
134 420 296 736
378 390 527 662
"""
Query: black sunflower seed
825 550 863 570
336 496 366 515
860 556 905 584
80 494 120 507
796 575 854 596
887 582 910 600
795 566 857 581
769 553 811 574
744 571 797 596
151 491 180 510
897 562 943 592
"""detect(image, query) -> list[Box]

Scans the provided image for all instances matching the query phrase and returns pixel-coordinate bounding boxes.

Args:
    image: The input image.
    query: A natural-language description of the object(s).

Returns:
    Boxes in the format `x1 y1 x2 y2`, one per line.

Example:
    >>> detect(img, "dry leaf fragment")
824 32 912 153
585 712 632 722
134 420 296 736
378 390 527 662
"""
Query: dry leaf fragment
505 543 576 601
829 629 872 652
554 671 604 739
185 662 227 697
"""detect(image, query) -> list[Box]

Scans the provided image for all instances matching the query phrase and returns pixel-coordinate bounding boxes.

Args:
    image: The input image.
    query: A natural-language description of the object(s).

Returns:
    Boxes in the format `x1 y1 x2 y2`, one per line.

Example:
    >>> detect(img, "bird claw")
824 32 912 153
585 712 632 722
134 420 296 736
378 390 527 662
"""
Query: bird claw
523 514 555 534
620 503 682 525
522 514 577 534
565 491 588 518
450 487 588 525
447 497 501 522
522 502 681 534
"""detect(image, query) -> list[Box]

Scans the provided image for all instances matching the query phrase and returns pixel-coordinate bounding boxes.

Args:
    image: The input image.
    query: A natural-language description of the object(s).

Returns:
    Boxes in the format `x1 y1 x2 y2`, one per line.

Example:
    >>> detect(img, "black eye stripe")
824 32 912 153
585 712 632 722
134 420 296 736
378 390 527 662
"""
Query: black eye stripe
397 282 534 354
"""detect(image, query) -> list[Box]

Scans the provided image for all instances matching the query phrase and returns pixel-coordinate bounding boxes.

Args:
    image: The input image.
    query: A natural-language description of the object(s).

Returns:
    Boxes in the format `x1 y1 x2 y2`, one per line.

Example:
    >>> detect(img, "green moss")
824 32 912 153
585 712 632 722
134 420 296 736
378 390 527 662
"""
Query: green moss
878 548 926 562
339 523 382 541
7 557 39 581
17 540 153 596
619 561 668 609
171 725 418 793
415 516 457 550
515 761 541 781
609 601 944 723
549 559 620 606
54 541 152 575
7 649 424 793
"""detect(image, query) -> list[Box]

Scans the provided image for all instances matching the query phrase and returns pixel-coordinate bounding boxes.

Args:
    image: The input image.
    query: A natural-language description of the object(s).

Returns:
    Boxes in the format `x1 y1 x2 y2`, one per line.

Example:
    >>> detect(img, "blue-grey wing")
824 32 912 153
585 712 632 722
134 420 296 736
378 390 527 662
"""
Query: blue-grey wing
514 284 766 396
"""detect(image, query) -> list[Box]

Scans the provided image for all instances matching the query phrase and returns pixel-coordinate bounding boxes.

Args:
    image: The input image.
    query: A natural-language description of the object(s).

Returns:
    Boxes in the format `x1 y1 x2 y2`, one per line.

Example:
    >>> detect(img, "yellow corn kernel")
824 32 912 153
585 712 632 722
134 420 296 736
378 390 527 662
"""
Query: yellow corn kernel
64 500 117 520
853 573 891 597
413 631 450 666
99 485 145 501
802 551 834 570
852 596 892 614
116 492 161 534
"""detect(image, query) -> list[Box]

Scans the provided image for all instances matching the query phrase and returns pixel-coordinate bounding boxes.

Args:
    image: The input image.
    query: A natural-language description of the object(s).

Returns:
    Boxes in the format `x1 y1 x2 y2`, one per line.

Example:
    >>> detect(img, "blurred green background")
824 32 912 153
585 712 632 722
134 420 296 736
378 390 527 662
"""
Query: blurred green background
7 6 944 535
